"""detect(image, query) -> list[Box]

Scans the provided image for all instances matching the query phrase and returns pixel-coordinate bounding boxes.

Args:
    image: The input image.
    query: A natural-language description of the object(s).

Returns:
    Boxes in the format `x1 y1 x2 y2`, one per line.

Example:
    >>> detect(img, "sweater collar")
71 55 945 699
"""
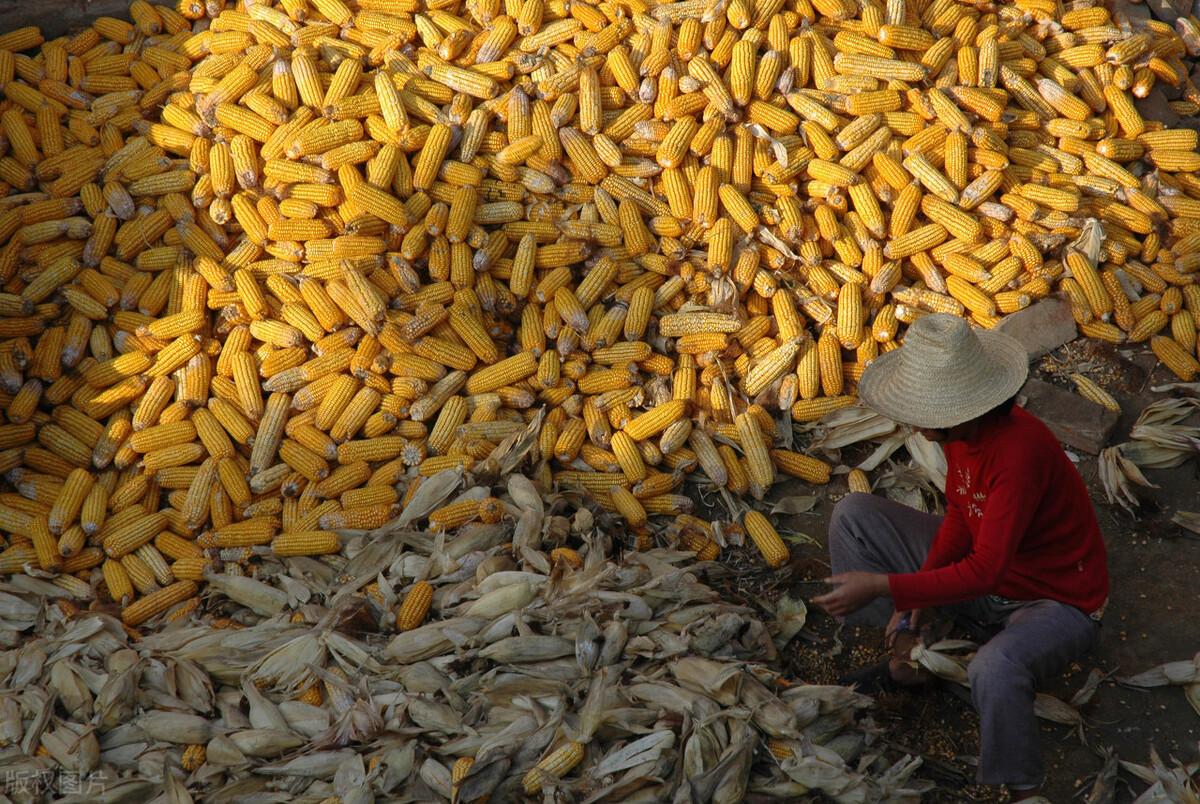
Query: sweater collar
951 409 1020 451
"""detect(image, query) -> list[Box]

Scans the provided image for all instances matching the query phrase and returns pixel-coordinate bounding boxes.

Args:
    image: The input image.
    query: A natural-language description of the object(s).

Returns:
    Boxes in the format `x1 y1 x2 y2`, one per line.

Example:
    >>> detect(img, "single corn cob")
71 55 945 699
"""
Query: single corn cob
396 581 433 631
524 742 586 794
771 449 832 484
847 469 871 494
272 531 340 556
735 411 774 499
122 581 198 626
743 510 789 568
1070 374 1120 413
550 547 584 569
1151 335 1200 381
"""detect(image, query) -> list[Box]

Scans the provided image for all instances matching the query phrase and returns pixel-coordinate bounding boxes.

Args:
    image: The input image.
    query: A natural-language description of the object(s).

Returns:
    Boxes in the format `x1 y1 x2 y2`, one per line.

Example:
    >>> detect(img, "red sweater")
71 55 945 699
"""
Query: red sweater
888 407 1109 615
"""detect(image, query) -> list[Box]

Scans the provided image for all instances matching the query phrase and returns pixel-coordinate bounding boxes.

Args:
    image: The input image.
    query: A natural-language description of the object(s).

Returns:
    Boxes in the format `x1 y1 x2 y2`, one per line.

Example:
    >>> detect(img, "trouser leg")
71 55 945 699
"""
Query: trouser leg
826 493 943 628
967 600 1100 787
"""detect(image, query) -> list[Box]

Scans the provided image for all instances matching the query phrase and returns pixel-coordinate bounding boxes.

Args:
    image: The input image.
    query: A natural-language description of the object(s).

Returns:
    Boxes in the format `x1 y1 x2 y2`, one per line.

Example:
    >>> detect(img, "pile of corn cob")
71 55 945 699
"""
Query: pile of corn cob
0 0 1197 635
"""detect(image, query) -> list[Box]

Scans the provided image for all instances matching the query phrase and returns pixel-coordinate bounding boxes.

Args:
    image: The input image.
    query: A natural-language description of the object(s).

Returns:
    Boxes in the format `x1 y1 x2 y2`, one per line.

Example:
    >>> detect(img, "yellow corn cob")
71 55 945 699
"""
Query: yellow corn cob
272 531 340 556
47 468 93 536
524 742 586 794
743 510 788 568
451 755 479 803
790 396 856 422
679 526 720 561
1172 311 1197 355
550 547 584 569
610 486 648 527
658 312 742 337
1130 310 1169 343
1151 335 1199 381
742 340 801 398
395 581 433 631
770 449 832 484
735 411 773 499
171 557 211 581
464 352 537 395
610 431 647 484
1065 251 1112 319
847 469 871 494
428 499 481 531
624 400 688 441
182 744 206 772
122 580 198 626
1070 374 1120 413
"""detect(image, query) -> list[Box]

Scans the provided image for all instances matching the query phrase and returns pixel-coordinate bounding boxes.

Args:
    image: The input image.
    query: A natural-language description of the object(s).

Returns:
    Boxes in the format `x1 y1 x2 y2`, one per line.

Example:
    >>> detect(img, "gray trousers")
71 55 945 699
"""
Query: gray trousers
827 493 1100 788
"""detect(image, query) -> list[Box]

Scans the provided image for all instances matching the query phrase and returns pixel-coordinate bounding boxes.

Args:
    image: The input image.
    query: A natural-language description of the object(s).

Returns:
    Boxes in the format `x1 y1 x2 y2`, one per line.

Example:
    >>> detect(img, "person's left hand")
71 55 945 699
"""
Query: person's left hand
812 572 889 617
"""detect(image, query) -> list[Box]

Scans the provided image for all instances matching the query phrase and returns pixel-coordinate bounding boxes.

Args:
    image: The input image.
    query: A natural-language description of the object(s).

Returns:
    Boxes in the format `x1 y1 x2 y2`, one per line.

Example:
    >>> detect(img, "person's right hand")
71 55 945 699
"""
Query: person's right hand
885 609 932 686
885 608 921 645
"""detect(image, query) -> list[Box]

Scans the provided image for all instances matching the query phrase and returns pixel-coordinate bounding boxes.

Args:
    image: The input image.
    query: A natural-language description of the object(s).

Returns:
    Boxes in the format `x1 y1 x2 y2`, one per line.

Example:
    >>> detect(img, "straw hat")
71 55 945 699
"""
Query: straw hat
858 314 1029 429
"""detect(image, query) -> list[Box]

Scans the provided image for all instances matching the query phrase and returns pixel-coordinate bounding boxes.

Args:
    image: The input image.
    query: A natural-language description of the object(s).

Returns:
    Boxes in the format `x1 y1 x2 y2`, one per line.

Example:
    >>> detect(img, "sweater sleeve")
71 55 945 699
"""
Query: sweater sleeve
920 500 971 572
887 455 1044 611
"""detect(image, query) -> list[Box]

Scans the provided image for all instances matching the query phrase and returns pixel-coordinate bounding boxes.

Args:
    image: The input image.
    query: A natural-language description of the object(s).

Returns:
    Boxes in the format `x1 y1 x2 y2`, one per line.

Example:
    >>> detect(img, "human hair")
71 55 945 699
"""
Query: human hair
918 393 1018 440
984 393 1018 418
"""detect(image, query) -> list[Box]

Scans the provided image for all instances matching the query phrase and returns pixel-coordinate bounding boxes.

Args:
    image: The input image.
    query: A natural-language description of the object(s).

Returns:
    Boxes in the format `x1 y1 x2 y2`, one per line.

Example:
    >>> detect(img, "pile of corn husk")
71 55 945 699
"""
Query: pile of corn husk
1121 749 1200 804
1120 652 1200 720
0 384 1183 802
0 363 1143 803
1099 394 1200 512
795 405 947 511
1116 656 1200 803
0 438 936 803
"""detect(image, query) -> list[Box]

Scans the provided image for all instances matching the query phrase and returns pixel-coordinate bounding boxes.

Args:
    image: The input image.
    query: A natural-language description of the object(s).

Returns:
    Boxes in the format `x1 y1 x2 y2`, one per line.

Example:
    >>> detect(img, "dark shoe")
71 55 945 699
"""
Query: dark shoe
939 676 974 705
839 659 898 694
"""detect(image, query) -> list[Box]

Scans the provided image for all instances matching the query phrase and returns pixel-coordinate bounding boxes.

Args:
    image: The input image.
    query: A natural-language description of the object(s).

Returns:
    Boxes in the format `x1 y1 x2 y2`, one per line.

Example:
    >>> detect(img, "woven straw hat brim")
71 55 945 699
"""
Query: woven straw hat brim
858 321 1029 429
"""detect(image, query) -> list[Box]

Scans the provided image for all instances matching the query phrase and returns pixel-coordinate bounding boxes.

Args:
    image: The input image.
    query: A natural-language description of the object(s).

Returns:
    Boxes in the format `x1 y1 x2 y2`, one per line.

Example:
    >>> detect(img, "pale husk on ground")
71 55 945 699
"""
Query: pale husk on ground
0 417 937 803
4 393 1196 801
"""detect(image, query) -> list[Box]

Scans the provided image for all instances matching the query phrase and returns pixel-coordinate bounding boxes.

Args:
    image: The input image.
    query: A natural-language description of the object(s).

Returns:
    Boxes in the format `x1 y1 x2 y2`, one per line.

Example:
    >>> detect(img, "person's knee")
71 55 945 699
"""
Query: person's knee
967 654 996 690
829 492 876 541
968 645 1028 693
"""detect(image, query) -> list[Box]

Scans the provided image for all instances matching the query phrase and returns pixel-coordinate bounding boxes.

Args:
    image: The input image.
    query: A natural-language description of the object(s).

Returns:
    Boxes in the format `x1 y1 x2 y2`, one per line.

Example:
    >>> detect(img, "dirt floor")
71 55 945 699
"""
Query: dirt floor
716 339 1200 802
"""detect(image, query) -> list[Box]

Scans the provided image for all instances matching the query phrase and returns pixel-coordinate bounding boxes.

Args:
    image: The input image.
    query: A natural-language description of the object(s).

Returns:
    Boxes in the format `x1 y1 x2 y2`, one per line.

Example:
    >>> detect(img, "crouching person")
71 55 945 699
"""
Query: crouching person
813 314 1109 801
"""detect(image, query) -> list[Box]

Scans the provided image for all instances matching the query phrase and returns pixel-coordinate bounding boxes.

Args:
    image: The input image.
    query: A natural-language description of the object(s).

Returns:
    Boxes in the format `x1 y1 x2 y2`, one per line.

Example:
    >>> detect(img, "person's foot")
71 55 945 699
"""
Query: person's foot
887 628 933 686
841 628 939 693
1008 786 1043 801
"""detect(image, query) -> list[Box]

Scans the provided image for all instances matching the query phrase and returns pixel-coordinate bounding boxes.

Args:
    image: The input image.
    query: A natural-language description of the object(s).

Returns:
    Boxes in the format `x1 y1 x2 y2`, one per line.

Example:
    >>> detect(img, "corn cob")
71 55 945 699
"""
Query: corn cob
0 0 1188 647
743 510 789 569
122 580 198 626
847 469 871 494
770 450 833 484
1070 374 1120 413
524 742 586 794
1151 336 1200 381
396 581 433 631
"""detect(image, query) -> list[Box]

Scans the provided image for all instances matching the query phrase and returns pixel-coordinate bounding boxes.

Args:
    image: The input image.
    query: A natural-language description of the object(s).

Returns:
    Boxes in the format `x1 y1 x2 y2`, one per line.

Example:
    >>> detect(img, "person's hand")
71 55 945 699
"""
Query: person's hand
812 572 889 617
885 608 922 646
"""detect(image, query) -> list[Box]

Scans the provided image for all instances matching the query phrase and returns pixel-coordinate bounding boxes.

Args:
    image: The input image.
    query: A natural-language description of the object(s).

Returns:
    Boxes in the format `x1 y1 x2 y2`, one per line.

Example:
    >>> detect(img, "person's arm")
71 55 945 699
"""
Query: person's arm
888 463 1042 611
817 472 972 618
814 504 976 618
920 500 971 571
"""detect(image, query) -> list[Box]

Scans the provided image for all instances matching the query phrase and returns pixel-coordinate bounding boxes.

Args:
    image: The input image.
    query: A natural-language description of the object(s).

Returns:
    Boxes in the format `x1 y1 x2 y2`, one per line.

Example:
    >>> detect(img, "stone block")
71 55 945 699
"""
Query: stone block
1018 378 1120 454
1136 87 1184 130
1143 0 1189 23
994 299 1078 362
